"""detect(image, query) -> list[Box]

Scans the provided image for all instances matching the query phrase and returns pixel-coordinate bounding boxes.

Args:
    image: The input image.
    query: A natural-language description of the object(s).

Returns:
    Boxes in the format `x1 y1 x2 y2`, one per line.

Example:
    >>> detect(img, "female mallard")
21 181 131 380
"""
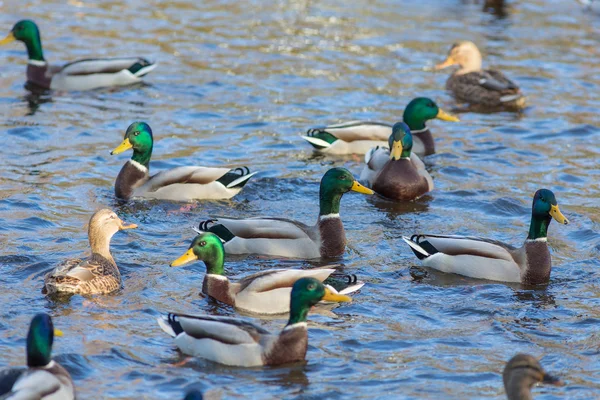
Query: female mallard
42 209 137 295
302 97 458 156
170 232 364 314
360 122 433 201
0 20 156 91
503 354 563 400
402 189 569 284
111 122 257 201
435 41 525 109
197 167 373 259
157 277 351 367
0 313 74 399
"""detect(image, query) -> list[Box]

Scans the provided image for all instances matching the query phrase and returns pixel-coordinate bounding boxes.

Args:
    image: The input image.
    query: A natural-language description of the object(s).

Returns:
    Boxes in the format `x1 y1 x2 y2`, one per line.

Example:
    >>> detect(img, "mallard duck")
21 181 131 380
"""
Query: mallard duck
110 122 257 201
435 41 525 109
196 167 373 259
170 232 364 314
503 354 563 400
402 189 569 284
0 20 156 91
42 209 137 295
157 277 351 367
0 313 74 399
302 97 459 156
360 122 433 201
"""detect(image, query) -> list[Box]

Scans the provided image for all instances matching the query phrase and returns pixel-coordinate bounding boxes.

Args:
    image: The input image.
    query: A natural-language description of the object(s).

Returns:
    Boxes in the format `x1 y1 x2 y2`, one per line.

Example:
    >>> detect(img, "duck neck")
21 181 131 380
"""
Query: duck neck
319 188 342 216
89 229 116 263
204 251 225 276
131 146 152 169
403 114 427 131
24 34 45 62
287 304 309 326
505 380 533 400
527 215 550 240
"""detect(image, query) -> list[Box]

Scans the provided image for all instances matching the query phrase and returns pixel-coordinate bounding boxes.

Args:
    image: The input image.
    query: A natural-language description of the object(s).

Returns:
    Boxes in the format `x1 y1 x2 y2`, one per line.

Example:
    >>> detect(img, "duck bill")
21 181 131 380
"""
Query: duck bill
434 56 456 70
111 138 133 155
542 373 564 386
170 248 198 267
119 221 138 230
549 205 569 225
53 329 64 337
322 287 352 303
351 180 374 195
436 108 460 122
0 32 15 45
390 141 403 160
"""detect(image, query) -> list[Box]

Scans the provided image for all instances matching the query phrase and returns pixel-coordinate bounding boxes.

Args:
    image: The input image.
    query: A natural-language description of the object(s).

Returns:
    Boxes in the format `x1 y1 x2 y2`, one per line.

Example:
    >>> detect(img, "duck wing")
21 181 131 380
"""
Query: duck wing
58 57 155 77
360 146 390 186
202 216 315 241
306 121 392 143
404 234 516 260
1 369 62 400
237 268 335 293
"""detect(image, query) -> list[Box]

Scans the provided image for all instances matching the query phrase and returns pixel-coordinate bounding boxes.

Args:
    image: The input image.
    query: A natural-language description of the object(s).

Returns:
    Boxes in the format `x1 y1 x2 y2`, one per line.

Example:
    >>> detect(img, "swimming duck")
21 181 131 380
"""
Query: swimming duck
360 122 433 201
170 232 364 314
402 189 568 284
157 277 351 367
435 41 524 109
0 313 74 399
111 122 257 201
503 354 563 400
0 20 156 91
42 209 137 295
197 167 373 259
302 97 459 156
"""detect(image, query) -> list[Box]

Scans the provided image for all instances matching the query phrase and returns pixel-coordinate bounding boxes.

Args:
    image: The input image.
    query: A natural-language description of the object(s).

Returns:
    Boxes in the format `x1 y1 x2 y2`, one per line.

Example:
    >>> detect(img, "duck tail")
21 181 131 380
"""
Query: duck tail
324 273 365 295
197 219 235 242
157 314 183 338
217 167 257 189
301 128 336 150
128 58 157 77
402 235 437 260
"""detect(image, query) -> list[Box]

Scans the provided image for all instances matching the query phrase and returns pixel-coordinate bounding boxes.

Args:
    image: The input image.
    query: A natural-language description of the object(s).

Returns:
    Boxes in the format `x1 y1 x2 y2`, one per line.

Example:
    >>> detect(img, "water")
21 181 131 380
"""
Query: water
1 0 600 398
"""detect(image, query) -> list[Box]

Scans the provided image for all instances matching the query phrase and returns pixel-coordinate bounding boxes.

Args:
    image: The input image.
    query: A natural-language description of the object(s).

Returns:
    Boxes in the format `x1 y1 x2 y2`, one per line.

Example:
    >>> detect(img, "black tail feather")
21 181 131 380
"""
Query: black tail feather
167 313 184 336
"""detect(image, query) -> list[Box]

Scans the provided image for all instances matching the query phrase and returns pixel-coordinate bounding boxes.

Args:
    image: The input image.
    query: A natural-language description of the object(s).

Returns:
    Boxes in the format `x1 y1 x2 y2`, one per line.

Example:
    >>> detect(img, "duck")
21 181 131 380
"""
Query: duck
0 20 156 91
302 97 459 156
110 122 257 201
157 277 351 367
0 313 74 399
402 189 569 284
503 354 563 400
170 231 364 314
183 390 203 400
196 167 373 259
360 122 433 201
42 209 137 295
435 41 525 109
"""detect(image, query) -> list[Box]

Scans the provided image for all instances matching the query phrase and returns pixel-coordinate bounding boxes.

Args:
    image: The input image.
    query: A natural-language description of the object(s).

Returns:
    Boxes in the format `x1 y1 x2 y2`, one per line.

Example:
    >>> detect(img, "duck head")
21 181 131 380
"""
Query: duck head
403 97 459 131
111 122 154 167
388 122 413 161
435 41 482 74
27 313 63 368
170 232 225 275
287 277 351 325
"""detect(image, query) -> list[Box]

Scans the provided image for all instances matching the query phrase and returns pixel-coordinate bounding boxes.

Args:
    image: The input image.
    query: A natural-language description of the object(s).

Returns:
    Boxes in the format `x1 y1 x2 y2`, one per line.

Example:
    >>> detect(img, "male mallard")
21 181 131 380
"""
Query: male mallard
0 313 74 399
402 189 569 284
197 167 374 259
111 122 257 201
360 122 433 201
435 41 525 109
503 354 563 400
157 277 351 367
302 97 458 156
170 232 364 314
42 209 137 295
1 20 156 91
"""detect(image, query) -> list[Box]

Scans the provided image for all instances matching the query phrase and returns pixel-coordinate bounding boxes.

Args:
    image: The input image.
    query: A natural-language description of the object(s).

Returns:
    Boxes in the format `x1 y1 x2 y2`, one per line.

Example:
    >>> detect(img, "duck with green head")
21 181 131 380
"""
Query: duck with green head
157 277 351 367
111 122 257 201
503 354 563 400
403 189 569 284
302 97 458 155
0 20 156 91
360 122 433 201
170 232 364 314
0 313 74 399
196 167 373 258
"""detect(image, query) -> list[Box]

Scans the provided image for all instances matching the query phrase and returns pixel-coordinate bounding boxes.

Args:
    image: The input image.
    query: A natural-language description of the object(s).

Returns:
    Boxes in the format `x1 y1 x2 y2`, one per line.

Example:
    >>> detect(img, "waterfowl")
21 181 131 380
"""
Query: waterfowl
170 232 364 314
42 209 137 295
157 277 351 367
360 122 433 201
0 313 74 400
435 41 525 109
197 167 374 259
302 97 459 156
503 354 563 400
402 189 568 284
111 122 257 201
183 390 203 400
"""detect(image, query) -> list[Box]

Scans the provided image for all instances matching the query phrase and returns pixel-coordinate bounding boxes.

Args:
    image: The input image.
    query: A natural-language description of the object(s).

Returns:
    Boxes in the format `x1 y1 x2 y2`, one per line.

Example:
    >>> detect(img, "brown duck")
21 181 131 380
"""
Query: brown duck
503 354 563 399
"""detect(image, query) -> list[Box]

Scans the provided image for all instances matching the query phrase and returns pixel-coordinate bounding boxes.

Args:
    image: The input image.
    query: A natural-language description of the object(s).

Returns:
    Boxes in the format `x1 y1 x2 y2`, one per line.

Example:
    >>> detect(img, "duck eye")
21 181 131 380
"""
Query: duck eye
134 131 140 136
200 241 206 247
307 283 316 290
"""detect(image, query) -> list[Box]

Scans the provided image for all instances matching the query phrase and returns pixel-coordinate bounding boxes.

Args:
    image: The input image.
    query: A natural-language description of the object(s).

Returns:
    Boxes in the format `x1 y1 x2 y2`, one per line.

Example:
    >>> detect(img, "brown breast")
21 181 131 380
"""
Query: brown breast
263 325 308 366
414 129 435 156
115 161 148 199
26 64 53 89
318 217 347 258
372 160 429 201
522 240 552 285
202 275 236 306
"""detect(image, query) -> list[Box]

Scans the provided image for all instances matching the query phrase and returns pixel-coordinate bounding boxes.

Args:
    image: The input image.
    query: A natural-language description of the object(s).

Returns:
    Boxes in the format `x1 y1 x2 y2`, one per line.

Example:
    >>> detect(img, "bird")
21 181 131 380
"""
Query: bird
170 231 364 314
157 277 351 367
0 20 156 91
183 389 203 400
435 41 525 109
360 122 433 201
196 167 374 259
42 209 137 295
402 189 569 284
0 313 74 400
302 97 458 156
110 122 257 201
503 354 563 400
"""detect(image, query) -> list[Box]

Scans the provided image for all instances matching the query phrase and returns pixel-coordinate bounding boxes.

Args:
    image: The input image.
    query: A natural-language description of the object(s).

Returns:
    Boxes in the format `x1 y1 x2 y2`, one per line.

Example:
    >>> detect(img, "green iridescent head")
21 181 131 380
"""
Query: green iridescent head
287 277 351 325
27 313 62 368
1 20 44 61
528 189 569 240
170 232 225 275
403 97 459 130
111 122 154 167
319 167 373 215
388 122 413 160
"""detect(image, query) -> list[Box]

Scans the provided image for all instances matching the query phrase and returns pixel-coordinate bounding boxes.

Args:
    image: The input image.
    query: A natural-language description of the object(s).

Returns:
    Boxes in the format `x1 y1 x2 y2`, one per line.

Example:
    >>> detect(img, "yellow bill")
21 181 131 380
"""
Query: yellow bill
436 108 460 122
390 140 403 160
54 329 64 337
549 204 569 225
322 287 351 303
170 248 198 267
110 138 133 155
0 32 15 45
434 56 456 70
351 180 374 195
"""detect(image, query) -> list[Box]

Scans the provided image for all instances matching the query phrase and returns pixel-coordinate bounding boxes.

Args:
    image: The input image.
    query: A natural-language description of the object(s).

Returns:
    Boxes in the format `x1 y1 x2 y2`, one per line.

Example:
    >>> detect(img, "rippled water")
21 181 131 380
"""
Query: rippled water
1 0 600 398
